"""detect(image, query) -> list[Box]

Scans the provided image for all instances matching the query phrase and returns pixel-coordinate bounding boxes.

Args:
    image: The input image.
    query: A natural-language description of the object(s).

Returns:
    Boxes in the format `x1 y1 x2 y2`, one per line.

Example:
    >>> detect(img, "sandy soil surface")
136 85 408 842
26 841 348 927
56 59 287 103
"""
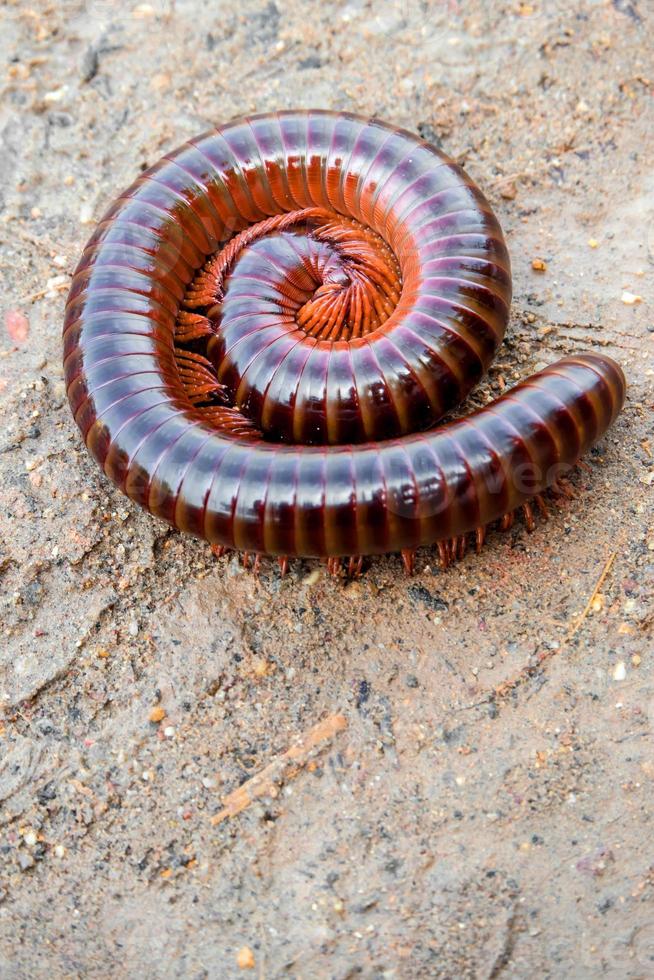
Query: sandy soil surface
1 1 653 976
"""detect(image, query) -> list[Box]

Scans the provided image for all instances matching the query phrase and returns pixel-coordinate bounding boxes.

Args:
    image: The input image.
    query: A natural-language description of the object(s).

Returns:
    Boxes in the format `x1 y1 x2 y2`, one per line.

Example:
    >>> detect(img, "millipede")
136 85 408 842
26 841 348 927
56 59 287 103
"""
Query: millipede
64 110 626 576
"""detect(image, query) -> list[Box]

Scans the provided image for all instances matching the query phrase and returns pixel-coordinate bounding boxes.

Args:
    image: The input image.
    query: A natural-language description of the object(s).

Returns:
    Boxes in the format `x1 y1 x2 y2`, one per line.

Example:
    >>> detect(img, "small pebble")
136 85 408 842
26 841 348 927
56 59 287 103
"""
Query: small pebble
4 310 29 345
133 3 156 17
149 706 166 723
531 258 547 272
45 274 68 293
236 946 255 970
43 86 68 104
17 851 35 871
612 662 626 681
163 726 175 738
621 291 642 305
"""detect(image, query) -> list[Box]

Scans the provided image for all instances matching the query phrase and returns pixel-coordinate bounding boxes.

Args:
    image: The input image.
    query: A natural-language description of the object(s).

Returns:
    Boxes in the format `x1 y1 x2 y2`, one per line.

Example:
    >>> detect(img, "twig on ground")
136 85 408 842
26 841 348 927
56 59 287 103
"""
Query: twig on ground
210 713 348 826
19 279 70 304
492 550 618 702
566 551 617 642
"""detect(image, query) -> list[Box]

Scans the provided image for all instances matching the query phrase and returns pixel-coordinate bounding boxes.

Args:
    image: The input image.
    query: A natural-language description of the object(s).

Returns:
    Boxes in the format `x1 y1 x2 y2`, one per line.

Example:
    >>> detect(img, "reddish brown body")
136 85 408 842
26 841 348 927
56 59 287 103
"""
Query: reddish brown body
63 111 626 569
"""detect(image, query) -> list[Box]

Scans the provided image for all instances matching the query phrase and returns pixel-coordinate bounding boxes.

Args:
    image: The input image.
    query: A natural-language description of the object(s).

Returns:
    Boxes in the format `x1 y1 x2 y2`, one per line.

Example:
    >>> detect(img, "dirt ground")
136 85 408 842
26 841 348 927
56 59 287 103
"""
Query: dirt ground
0 0 653 977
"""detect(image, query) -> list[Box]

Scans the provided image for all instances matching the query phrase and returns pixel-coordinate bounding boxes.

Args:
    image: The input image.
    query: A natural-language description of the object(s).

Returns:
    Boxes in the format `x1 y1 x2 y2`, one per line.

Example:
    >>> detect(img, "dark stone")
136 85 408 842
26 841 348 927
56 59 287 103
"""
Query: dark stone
299 55 322 70
356 679 371 708
408 585 448 611
81 47 99 83
416 122 442 149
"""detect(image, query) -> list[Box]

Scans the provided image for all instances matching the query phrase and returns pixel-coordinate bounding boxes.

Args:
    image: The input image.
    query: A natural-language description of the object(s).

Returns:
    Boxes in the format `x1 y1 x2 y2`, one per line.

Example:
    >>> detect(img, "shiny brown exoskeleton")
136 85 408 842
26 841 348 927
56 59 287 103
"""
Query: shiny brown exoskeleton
64 111 626 574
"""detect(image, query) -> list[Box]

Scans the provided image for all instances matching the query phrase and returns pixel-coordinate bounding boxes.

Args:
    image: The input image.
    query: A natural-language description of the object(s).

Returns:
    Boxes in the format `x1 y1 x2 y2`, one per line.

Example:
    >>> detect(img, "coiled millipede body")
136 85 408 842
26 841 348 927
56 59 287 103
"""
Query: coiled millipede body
64 110 626 575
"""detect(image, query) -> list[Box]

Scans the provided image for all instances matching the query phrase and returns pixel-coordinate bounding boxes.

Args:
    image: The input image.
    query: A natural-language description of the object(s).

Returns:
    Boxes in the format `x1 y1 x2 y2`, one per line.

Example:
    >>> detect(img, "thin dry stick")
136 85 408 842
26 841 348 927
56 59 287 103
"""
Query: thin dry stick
210 713 347 826
19 279 70 304
493 550 618 701
566 551 617 642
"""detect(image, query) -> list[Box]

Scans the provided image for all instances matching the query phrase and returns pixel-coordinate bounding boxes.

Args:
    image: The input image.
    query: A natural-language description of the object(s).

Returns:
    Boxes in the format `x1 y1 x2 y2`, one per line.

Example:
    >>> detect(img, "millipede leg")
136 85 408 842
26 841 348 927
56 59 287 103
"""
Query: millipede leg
211 544 226 558
253 554 262 575
241 551 251 569
327 557 342 577
348 555 363 578
278 556 289 577
500 511 514 531
401 549 415 575
475 526 486 553
522 501 535 532
534 494 548 518
437 540 450 570
175 311 215 341
550 480 575 500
